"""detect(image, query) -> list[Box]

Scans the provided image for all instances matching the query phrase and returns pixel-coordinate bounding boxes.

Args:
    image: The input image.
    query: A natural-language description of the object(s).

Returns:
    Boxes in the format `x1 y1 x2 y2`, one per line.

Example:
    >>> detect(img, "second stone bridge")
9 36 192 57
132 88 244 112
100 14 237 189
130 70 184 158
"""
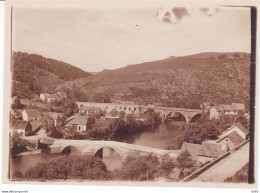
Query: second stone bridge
50 139 179 160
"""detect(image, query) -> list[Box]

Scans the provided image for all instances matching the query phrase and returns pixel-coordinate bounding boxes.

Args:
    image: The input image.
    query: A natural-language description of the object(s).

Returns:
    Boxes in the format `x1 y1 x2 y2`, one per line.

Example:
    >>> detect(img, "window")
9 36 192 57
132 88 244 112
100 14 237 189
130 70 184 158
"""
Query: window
124 107 126 110
129 107 131 111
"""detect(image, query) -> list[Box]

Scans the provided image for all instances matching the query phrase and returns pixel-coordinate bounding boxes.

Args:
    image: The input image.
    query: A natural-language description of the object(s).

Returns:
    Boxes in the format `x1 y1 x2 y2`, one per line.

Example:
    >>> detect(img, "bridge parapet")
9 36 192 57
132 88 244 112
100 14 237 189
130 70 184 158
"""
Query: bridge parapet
52 139 178 159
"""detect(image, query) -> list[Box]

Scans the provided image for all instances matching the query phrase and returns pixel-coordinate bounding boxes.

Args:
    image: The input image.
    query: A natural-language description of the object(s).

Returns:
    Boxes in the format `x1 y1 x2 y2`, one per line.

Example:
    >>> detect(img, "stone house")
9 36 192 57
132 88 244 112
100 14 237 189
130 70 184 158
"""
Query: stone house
180 142 228 164
209 104 244 119
222 123 249 140
11 121 32 136
67 115 90 133
48 112 65 127
217 131 245 150
22 109 41 122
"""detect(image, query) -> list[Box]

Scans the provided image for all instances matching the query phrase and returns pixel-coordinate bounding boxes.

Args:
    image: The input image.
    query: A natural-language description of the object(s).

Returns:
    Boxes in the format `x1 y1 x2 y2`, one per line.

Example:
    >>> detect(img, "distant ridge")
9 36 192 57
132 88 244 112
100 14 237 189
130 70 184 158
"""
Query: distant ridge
58 52 250 109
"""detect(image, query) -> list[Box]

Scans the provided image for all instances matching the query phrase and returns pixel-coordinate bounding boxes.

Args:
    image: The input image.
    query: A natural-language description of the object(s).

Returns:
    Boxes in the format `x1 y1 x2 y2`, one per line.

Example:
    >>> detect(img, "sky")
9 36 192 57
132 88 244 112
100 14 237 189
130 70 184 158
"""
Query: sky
12 1 251 72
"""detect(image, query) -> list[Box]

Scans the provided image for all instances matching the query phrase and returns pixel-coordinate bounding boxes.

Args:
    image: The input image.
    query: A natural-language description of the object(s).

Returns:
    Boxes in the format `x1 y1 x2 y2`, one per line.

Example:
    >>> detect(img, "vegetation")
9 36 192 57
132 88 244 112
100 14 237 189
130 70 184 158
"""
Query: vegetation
12 51 91 98
13 155 110 181
224 163 249 183
176 150 196 176
167 112 249 150
58 52 250 109
114 152 160 181
11 131 36 154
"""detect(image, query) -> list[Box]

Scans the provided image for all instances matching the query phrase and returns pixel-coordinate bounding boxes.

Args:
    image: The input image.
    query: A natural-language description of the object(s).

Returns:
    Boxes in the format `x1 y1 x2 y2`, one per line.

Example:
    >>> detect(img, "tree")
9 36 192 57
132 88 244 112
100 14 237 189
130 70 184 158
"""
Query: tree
110 109 119 117
176 150 196 175
116 152 159 181
119 111 126 119
12 98 23 109
158 154 176 178
86 115 96 130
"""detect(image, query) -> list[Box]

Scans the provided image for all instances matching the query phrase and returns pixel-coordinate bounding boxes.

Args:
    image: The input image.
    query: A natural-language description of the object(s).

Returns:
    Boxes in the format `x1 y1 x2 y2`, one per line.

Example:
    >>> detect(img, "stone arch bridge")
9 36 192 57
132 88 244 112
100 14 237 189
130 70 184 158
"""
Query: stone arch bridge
51 139 178 160
141 106 202 123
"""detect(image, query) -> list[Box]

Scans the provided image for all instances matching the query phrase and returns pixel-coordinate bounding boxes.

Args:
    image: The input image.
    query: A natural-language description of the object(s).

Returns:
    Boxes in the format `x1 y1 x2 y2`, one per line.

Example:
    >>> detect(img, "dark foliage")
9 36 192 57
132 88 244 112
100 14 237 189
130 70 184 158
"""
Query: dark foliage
114 152 160 181
14 155 110 181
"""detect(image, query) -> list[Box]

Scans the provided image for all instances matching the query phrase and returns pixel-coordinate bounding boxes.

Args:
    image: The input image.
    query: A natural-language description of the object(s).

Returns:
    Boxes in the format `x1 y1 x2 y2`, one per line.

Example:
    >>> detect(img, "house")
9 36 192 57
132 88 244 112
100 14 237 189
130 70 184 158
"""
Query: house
47 94 57 103
30 121 42 133
209 104 244 119
198 142 228 163
11 121 32 136
57 91 67 100
221 123 249 140
180 142 202 161
180 141 228 164
22 109 41 122
40 93 58 102
67 115 89 133
47 112 64 127
217 131 245 150
232 103 245 111
79 106 101 115
40 93 51 101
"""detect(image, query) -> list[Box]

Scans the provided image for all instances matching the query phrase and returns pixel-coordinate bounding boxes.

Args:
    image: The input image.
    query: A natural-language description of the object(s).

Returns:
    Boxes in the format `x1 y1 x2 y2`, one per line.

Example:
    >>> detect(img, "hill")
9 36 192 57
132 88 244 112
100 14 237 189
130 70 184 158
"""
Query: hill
12 51 91 98
58 52 251 109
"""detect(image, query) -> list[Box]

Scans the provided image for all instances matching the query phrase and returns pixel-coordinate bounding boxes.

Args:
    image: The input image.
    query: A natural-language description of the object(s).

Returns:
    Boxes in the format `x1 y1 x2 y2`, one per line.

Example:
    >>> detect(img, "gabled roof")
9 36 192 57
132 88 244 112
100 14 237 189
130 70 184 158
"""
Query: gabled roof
180 142 202 160
11 120 31 130
47 112 64 120
227 131 245 146
69 116 89 125
219 104 236 111
233 123 249 135
232 103 245 111
23 109 41 117
199 142 228 158
30 121 42 131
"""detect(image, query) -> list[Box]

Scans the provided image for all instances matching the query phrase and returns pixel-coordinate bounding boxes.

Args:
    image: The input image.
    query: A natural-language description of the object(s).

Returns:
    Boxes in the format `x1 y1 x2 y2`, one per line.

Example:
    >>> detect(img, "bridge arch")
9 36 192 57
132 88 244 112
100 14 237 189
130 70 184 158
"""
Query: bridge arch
60 145 82 155
165 111 187 122
190 113 201 123
93 146 124 161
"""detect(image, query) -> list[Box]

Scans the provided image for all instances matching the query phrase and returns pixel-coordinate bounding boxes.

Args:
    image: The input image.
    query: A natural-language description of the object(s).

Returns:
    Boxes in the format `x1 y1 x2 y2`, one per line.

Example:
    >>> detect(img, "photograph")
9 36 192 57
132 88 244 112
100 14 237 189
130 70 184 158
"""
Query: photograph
2 0 258 188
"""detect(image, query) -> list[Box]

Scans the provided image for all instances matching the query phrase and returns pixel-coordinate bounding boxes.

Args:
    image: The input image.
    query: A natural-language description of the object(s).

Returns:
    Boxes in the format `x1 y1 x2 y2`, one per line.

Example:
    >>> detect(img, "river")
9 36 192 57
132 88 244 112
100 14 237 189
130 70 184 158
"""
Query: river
10 121 185 176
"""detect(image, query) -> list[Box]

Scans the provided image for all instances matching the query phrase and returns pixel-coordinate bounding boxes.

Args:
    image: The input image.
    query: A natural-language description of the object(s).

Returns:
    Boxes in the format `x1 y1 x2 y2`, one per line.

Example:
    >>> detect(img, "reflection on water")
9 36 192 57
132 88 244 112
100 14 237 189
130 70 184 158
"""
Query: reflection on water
11 121 185 174
112 121 185 149
102 147 122 171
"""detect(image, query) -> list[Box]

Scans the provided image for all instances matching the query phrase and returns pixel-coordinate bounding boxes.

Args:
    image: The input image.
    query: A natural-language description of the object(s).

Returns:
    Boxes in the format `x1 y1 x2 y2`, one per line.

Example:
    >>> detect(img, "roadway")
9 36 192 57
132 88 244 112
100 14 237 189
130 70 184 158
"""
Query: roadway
191 142 249 182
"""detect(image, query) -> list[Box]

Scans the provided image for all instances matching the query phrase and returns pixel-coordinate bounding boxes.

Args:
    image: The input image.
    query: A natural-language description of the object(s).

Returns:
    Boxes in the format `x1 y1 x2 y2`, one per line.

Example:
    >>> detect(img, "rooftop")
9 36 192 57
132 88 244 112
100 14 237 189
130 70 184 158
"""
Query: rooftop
199 142 228 158
24 109 41 117
69 116 89 125
227 131 245 146
180 142 202 160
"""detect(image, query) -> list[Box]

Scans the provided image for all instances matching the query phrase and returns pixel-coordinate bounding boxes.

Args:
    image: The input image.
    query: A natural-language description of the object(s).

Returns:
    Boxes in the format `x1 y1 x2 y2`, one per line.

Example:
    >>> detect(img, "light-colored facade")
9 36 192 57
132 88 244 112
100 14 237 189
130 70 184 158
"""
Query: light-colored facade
76 102 141 116
22 109 41 122
209 104 245 119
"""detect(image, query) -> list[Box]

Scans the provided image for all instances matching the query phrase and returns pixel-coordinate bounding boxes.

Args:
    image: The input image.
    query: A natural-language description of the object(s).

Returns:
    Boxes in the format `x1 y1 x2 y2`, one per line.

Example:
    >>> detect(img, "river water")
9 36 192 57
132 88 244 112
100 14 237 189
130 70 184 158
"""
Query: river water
10 122 185 176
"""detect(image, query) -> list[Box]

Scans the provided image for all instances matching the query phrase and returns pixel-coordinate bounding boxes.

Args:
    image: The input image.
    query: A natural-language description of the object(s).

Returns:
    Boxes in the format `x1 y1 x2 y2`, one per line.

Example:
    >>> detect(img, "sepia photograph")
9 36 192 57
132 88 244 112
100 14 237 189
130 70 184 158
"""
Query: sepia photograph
1 0 258 189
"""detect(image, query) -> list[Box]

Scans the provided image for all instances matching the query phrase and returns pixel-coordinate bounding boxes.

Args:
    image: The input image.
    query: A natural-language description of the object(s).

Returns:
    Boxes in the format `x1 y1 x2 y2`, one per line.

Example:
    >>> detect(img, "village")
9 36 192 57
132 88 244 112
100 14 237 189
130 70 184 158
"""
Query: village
9 88 250 180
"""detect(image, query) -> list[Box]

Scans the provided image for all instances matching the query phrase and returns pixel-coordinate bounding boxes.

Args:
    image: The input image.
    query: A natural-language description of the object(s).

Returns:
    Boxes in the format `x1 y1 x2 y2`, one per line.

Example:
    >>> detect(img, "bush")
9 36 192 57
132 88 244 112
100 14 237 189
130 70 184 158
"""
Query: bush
48 129 63 139
15 155 111 181
114 152 159 181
